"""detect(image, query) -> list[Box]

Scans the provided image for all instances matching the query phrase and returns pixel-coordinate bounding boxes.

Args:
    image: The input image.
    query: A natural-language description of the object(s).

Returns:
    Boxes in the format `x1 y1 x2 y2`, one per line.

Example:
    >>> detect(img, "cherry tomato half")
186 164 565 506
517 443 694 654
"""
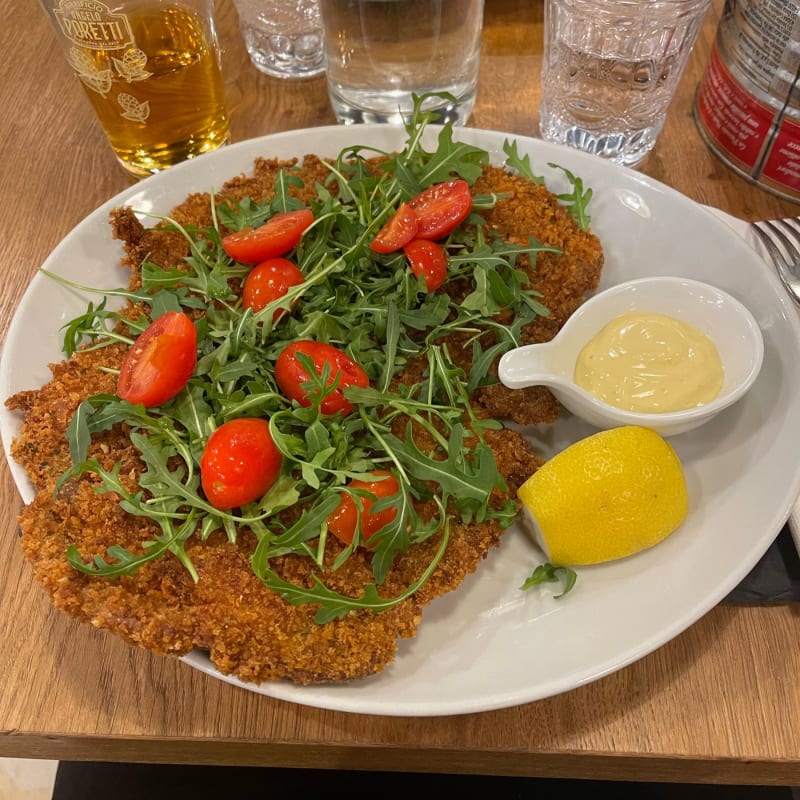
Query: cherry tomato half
275 340 369 416
370 202 419 254
242 258 304 321
200 418 282 510
221 209 314 264
408 180 472 240
404 239 448 291
328 471 401 546
117 311 197 407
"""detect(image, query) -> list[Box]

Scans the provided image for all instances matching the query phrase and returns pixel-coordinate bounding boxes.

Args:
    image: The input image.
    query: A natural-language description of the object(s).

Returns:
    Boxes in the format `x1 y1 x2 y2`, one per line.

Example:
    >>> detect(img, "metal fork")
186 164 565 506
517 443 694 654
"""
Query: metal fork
751 217 800 307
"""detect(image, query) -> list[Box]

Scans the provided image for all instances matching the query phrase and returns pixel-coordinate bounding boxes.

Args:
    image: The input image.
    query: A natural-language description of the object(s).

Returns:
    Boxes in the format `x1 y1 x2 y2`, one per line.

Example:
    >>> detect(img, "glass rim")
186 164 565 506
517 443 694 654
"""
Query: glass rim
547 0 712 10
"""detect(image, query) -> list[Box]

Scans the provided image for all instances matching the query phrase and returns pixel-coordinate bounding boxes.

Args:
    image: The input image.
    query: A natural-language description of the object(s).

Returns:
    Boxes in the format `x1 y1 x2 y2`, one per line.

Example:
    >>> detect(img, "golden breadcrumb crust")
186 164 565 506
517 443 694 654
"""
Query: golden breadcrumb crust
5 155 603 684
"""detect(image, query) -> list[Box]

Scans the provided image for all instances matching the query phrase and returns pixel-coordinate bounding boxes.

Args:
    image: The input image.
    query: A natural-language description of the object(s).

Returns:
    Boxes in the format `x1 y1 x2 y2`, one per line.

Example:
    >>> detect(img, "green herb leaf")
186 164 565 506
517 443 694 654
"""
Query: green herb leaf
502 139 545 184
520 562 578 598
253 522 450 623
547 163 593 229
217 195 272 232
67 511 199 582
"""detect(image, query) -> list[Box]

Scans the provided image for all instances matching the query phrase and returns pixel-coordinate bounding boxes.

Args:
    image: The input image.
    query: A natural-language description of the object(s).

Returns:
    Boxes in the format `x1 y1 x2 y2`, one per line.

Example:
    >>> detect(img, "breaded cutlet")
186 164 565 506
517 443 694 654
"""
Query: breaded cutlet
5 155 603 684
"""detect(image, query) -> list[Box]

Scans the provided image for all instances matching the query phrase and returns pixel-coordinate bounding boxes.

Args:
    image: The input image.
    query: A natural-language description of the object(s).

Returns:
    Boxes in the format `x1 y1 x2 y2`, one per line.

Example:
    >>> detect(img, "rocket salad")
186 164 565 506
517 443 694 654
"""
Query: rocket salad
47 95 590 623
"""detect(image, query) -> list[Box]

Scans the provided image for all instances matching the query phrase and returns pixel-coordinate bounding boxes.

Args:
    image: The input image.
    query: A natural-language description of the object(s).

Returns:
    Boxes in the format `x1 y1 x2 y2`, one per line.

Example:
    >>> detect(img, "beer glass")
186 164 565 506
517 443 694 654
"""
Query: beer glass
39 0 230 179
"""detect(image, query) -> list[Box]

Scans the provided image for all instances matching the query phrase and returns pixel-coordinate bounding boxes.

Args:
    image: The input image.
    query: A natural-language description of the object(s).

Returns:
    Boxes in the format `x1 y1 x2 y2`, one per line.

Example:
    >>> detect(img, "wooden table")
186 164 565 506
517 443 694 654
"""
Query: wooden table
3 0 800 786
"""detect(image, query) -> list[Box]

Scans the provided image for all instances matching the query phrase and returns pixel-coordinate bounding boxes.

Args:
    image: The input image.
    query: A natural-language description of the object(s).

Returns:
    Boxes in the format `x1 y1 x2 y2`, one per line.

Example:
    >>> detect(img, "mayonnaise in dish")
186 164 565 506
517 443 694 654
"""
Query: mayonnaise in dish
574 311 724 414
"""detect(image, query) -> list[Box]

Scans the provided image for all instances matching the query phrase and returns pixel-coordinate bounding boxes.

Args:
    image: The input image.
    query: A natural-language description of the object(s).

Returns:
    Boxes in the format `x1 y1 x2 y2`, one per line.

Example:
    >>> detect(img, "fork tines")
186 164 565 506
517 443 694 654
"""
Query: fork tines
751 217 800 306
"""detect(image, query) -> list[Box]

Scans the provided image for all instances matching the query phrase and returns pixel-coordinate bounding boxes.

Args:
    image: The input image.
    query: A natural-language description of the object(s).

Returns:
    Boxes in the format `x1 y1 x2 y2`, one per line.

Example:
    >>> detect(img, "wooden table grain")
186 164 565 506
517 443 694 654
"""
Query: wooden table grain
3 0 800 786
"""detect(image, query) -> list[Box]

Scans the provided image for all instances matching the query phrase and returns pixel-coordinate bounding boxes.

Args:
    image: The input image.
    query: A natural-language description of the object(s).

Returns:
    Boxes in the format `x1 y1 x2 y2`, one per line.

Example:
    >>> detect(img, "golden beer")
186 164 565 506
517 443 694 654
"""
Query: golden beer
43 1 229 178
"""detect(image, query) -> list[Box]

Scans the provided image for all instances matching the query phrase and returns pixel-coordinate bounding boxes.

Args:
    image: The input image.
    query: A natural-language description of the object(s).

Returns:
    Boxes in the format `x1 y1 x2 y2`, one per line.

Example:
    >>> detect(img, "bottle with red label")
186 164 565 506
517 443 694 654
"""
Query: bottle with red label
694 0 800 202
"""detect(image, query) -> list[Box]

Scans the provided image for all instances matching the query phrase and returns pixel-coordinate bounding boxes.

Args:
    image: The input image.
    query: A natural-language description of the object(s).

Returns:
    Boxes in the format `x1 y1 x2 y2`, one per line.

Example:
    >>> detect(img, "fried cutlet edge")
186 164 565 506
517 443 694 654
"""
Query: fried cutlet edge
4 157 603 684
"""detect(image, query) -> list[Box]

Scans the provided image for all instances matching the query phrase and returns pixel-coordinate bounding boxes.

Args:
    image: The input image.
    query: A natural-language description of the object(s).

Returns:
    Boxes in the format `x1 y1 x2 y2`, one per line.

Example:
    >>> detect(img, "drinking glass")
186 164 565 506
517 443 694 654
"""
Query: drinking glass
539 0 712 167
39 0 230 179
232 0 326 78
318 0 485 125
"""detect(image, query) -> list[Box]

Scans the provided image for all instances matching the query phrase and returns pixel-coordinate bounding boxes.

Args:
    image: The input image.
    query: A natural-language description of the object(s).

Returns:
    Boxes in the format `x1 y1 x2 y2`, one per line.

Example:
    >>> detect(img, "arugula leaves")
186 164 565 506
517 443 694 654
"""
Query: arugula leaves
53 92 593 617
520 562 578 598
503 140 593 229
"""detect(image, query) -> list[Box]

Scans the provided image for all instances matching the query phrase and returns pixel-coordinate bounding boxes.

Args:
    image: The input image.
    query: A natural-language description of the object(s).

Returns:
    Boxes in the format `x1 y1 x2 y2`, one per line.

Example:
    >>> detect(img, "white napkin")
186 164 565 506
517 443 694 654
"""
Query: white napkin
703 205 800 551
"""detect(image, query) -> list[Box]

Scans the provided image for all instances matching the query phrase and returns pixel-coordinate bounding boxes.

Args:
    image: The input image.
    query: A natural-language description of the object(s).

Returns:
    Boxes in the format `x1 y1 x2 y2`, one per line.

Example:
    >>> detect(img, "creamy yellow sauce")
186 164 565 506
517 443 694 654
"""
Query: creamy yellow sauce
574 311 724 413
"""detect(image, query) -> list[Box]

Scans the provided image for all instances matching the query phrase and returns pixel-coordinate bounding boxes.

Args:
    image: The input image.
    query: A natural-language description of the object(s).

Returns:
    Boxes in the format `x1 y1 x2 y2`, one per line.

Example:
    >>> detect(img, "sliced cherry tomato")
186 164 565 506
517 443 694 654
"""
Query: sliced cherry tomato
200 418 282 510
222 209 313 264
242 257 304 321
117 311 197 407
370 202 419 254
404 239 448 291
328 471 401 546
408 179 472 240
275 340 369 416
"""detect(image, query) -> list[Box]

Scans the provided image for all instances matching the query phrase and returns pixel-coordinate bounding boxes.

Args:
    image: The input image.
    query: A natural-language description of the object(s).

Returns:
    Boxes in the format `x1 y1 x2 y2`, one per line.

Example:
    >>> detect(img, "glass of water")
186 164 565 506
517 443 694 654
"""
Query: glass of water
233 0 325 78
539 0 712 167
318 0 485 125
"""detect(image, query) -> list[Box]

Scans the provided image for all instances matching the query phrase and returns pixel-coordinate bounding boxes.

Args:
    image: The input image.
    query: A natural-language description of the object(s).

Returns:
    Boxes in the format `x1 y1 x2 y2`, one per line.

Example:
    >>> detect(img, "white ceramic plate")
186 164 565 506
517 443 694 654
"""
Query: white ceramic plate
3 126 800 718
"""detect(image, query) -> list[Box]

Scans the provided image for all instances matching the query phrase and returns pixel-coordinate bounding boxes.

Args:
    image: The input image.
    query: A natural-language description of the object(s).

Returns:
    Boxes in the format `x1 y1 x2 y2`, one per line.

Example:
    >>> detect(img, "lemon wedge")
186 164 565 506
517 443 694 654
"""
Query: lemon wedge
518 426 688 565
